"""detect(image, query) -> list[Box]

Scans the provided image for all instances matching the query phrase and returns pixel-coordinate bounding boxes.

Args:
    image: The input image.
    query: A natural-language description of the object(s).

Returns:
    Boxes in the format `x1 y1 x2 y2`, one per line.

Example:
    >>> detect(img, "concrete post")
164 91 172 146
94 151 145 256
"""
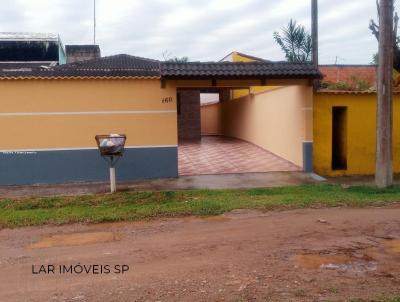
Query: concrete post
312 0 318 68
110 167 116 193
312 0 319 91
376 0 394 188
302 0 318 172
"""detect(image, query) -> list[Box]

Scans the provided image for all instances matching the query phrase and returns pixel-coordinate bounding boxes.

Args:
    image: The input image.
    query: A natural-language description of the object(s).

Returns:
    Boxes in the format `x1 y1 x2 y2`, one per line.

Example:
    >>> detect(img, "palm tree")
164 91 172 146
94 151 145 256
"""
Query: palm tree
273 19 312 63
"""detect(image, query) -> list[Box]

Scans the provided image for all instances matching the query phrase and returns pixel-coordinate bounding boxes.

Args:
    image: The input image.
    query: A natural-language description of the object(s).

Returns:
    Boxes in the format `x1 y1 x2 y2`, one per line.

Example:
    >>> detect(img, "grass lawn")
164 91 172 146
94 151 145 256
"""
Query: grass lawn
1 184 400 228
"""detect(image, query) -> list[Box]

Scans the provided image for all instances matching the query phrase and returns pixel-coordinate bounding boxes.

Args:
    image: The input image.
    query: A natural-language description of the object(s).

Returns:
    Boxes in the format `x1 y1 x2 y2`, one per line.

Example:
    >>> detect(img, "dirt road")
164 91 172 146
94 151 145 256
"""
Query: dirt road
0 206 400 302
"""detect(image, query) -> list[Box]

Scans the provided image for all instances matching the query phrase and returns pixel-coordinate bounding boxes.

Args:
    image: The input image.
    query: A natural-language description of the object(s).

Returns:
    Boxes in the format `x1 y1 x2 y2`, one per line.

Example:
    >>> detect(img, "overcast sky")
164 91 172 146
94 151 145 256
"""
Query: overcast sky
0 0 389 64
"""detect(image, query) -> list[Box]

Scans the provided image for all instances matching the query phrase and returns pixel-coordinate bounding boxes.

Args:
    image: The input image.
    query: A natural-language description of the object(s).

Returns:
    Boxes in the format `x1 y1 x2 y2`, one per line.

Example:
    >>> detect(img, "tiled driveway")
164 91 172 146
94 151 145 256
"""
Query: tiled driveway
178 136 301 176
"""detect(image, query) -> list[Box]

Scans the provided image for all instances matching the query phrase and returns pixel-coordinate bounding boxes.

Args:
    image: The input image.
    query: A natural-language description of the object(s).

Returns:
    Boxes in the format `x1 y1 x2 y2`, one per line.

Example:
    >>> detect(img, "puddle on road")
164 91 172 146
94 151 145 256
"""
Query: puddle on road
201 216 232 223
292 254 377 272
293 239 400 273
181 215 232 224
385 239 400 254
293 254 352 269
29 232 120 249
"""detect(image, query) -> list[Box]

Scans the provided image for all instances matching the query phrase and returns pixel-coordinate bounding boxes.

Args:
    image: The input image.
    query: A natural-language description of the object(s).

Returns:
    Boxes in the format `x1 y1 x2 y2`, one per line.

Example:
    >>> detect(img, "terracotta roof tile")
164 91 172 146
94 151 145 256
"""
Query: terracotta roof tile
161 61 321 79
0 54 161 78
0 54 322 80
316 89 400 95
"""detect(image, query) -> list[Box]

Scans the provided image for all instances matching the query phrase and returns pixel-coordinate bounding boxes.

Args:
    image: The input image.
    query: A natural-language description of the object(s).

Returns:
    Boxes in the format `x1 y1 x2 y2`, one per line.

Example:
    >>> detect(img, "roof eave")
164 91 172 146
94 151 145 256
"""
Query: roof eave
0 75 161 80
161 74 322 81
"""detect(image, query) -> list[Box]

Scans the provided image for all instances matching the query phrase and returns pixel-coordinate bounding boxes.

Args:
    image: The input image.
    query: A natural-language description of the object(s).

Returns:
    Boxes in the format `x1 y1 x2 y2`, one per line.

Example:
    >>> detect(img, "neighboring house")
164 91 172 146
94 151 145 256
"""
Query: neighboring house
220 51 271 63
0 54 319 185
0 32 67 66
220 51 278 98
65 45 101 63
319 65 377 86
313 90 400 176
0 32 101 74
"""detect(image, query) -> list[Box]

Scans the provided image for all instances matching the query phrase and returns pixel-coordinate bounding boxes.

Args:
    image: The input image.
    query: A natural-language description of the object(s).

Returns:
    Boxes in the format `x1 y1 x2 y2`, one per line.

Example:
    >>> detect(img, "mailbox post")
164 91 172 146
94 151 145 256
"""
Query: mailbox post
95 134 126 193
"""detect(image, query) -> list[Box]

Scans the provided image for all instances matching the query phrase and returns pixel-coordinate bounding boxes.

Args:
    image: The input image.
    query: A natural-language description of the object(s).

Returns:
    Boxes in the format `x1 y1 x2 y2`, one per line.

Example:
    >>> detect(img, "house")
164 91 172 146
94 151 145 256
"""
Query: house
0 32 101 75
65 45 101 63
0 53 319 185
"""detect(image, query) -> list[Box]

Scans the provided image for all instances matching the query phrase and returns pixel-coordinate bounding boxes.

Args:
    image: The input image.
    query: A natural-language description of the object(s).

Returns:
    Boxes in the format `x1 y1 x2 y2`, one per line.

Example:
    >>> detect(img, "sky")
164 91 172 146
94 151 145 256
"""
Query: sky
0 0 389 64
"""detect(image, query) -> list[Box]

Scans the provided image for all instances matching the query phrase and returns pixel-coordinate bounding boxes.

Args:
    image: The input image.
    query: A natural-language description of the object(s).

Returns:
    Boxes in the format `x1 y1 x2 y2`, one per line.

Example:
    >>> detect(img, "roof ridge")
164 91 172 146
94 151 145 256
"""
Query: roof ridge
161 61 314 65
111 53 161 63
54 54 160 70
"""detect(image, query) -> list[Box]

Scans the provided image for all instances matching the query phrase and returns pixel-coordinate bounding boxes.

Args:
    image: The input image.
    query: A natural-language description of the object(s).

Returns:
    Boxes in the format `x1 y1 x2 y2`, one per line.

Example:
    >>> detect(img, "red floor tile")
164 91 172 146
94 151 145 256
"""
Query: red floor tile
178 136 301 176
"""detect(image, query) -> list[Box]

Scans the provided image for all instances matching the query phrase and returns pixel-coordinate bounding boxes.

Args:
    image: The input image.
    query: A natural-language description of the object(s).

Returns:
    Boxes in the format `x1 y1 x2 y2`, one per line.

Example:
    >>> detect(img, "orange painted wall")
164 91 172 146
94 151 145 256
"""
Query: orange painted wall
200 86 313 167
0 79 178 150
200 103 222 135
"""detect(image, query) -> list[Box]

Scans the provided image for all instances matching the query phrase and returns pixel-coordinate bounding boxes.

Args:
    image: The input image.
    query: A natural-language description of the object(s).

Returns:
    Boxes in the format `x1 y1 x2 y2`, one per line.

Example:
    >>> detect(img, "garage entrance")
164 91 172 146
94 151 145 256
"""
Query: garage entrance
176 85 307 176
163 59 319 178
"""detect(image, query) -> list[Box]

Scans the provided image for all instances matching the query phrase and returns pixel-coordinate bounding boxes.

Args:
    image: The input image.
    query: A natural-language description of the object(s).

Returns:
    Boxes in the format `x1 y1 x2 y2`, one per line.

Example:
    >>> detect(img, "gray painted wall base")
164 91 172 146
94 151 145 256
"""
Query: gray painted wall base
0 147 178 185
303 142 313 173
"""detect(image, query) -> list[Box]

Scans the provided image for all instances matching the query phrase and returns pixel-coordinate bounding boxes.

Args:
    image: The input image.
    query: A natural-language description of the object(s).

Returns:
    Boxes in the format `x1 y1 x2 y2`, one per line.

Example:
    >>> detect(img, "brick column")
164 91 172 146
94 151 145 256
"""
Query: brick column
178 90 201 141
219 88 231 102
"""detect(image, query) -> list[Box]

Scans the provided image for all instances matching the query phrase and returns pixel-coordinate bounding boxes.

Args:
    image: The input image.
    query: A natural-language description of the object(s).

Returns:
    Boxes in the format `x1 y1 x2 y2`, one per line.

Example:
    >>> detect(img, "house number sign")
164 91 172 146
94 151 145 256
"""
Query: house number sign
162 97 173 103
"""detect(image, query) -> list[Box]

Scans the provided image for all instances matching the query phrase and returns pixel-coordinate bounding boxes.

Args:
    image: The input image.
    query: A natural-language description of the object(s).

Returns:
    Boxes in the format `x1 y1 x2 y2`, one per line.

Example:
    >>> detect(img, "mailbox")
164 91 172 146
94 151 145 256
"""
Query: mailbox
95 134 126 156
95 134 127 193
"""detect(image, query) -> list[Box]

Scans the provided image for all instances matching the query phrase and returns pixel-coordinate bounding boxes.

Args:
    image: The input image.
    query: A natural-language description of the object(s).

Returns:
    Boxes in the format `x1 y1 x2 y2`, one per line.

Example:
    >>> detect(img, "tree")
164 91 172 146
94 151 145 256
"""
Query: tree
273 19 312 63
167 57 189 63
369 0 400 70
161 50 189 62
371 53 379 65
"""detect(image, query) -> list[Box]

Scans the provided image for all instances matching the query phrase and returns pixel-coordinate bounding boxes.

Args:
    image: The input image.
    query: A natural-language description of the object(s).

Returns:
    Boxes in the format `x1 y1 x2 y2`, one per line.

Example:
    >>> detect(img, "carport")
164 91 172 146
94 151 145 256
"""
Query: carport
160 61 320 176
178 136 301 176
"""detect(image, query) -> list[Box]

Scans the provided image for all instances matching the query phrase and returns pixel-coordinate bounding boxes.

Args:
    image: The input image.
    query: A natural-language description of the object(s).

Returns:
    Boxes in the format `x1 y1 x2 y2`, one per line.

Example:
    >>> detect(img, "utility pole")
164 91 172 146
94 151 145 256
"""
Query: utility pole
312 0 318 68
376 0 394 188
311 0 319 90
93 0 96 45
